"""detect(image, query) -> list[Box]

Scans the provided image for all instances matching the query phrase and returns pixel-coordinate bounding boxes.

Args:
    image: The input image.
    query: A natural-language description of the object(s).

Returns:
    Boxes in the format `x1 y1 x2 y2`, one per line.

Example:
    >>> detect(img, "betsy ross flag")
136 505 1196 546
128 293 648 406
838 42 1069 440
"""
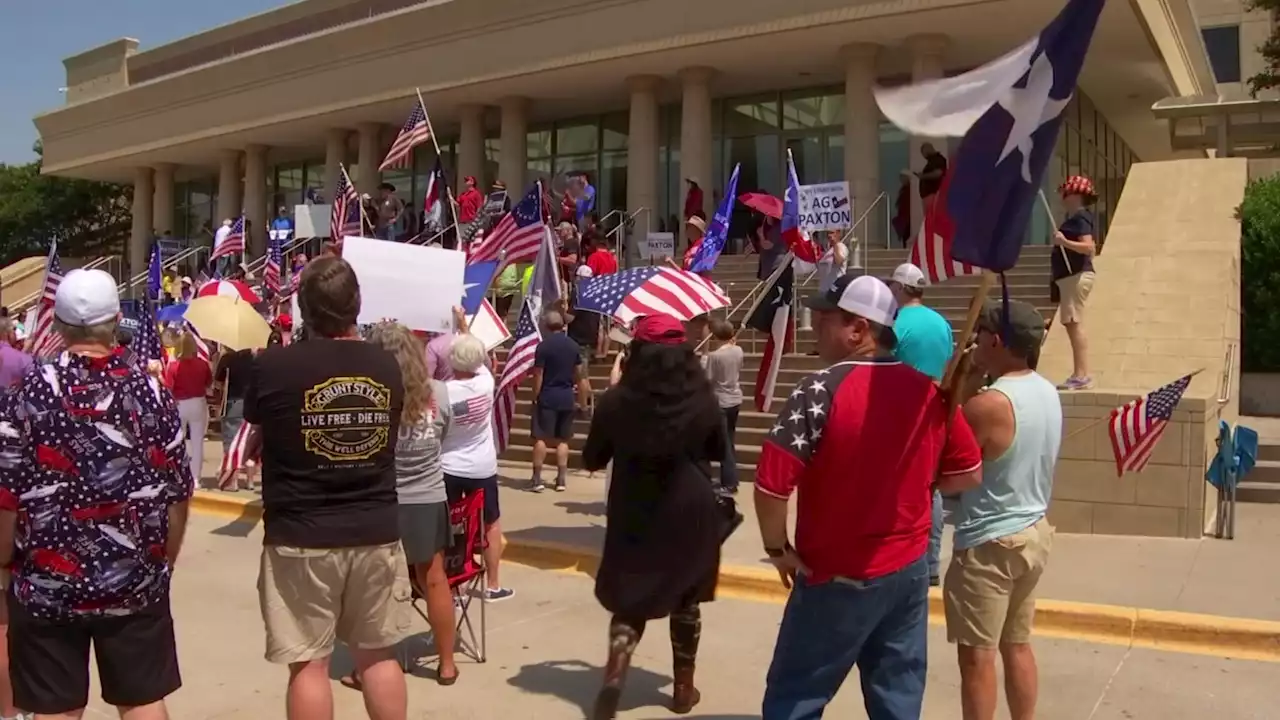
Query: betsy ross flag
875 0 1103 275
575 266 728 325
26 241 66 359
687 163 740 273
330 167 361 241
1109 373 1194 477
211 216 245 262
493 299 542 453
781 153 823 263
468 183 545 269
746 256 795 412
908 173 979 284
380 101 432 171
264 225 283 296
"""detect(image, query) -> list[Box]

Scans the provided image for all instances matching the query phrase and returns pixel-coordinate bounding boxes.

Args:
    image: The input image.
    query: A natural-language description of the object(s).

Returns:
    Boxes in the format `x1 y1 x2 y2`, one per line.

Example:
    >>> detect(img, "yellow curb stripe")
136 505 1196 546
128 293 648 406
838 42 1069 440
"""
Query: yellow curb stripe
190 490 1280 662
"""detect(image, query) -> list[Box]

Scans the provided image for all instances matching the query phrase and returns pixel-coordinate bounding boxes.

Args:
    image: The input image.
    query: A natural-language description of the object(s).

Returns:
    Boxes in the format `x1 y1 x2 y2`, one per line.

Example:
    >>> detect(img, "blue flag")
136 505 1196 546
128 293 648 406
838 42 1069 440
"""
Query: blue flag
461 260 499 315
146 242 163 302
875 0 1103 273
688 164 740 274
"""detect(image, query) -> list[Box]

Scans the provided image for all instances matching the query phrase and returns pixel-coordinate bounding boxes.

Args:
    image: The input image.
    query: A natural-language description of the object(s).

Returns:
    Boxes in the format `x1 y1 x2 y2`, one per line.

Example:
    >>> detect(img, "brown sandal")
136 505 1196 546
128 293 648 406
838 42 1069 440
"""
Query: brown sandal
339 673 362 691
437 666 459 686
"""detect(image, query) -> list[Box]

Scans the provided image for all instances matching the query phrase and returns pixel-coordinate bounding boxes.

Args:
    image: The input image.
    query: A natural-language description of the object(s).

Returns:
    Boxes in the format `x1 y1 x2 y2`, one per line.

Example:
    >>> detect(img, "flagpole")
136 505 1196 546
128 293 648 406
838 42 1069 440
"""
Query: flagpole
1037 190 1073 268
415 89 463 233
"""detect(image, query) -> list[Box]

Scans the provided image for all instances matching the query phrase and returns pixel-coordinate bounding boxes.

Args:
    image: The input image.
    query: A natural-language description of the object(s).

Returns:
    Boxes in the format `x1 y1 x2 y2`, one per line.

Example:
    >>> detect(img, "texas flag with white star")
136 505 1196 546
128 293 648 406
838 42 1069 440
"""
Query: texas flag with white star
874 0 1103 273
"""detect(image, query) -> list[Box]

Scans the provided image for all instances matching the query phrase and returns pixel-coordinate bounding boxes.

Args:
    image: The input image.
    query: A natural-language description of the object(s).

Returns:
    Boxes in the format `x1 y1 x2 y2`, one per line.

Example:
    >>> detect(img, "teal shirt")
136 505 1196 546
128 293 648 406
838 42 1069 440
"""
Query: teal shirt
892 304 954 381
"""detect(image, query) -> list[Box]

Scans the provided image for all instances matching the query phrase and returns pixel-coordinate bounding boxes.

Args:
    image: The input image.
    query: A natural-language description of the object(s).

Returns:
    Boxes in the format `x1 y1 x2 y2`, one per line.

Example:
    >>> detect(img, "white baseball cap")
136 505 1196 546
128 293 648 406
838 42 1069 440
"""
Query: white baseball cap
54 269 121 327
803 273 898 329
889 263 927 289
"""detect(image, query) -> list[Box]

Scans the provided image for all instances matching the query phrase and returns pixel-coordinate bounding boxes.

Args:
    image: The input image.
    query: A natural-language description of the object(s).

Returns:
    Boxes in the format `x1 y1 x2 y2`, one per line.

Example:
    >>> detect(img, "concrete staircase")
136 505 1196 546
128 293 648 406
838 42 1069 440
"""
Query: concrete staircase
1238 441 1280 504
495 246 1056 482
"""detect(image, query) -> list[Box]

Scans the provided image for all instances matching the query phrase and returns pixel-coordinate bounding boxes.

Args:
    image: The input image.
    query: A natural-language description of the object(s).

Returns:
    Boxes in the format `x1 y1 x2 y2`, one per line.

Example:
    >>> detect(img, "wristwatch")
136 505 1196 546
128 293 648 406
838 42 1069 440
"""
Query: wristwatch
764 541 794 558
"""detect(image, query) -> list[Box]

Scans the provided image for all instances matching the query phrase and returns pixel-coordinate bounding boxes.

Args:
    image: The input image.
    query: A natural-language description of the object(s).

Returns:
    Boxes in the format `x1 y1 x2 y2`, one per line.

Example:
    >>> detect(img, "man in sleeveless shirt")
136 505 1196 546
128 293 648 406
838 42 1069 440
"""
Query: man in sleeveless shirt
947 300 1061 720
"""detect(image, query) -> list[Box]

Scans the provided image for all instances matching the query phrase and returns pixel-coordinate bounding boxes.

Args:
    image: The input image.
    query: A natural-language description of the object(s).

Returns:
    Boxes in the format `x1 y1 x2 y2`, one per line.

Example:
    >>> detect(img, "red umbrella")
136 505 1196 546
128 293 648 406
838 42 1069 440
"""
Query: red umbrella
738 192 782 219
196 280 261 304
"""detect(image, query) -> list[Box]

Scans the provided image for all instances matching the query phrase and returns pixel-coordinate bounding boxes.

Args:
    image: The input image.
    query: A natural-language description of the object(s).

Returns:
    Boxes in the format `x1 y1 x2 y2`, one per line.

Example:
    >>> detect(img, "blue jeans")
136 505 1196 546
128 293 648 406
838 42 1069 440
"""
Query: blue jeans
928 490 943 579
720 405 740 490
762 556 929 720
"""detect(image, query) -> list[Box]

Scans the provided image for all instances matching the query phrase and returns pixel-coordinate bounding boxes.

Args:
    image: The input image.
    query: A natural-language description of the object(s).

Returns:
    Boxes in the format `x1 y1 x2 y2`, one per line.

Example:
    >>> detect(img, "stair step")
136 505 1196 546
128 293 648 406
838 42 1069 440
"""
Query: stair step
1236 481 1280 504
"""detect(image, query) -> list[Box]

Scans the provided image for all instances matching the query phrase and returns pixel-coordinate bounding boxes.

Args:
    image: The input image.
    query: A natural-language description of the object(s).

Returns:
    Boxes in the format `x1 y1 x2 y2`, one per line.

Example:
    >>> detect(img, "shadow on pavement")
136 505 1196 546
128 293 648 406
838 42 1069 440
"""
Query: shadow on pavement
555 500 606 517
506 658 670 717
208 501 263 538
505 525 606 554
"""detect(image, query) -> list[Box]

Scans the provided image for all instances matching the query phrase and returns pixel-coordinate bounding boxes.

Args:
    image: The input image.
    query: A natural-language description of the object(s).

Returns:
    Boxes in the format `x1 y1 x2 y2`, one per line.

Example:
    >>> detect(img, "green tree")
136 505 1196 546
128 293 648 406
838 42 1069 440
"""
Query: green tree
0 141 131 265
1246 0 1280 96
1239 174 1280 371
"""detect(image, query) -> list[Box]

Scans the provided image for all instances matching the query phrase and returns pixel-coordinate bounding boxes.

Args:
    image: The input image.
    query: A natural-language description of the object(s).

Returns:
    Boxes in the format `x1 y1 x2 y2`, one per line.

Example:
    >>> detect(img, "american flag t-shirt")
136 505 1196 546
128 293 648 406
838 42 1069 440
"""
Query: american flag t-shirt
380 102 432 172
451 395 492 427
1108 373 1193 477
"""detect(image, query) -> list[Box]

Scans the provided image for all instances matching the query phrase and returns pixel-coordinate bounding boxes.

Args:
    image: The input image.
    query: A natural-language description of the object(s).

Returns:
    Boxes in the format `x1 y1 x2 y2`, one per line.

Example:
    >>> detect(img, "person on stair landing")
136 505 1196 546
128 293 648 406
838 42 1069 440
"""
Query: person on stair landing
1050 175 1098 390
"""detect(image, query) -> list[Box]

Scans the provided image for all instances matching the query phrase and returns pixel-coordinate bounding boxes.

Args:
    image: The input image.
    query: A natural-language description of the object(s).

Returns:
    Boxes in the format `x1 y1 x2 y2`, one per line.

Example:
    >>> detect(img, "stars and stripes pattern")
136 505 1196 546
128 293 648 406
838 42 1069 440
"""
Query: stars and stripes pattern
27 241 66 359
330 168 361 241
450 395 491 427
218 421 257 490
379 101 432 172
493 299 541 453
755 362 852 499
468 183 545 269
210 216 245 262
134 299 164 364
264 227 283 296
575 266 730 324
1108 373 1193 477
908 173 979 284
186 322 211 362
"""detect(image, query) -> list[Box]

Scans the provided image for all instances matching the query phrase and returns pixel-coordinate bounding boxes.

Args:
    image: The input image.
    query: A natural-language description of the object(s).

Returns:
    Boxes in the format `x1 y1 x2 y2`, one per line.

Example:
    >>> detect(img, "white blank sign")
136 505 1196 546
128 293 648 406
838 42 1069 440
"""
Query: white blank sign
342 237 465 333
295 204 331 238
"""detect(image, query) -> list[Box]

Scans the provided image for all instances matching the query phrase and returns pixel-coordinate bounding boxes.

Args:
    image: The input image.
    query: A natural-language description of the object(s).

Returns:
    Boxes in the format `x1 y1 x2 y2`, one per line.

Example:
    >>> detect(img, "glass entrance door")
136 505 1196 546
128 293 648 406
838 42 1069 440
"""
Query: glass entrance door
783 134 824 186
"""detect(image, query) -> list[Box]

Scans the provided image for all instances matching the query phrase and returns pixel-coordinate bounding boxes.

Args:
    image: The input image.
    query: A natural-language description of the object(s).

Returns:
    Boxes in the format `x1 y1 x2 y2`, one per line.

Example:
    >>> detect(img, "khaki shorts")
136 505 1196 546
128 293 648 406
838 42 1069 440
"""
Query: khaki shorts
258 542 412 665
1055 271 1094 324
944 518 1054 648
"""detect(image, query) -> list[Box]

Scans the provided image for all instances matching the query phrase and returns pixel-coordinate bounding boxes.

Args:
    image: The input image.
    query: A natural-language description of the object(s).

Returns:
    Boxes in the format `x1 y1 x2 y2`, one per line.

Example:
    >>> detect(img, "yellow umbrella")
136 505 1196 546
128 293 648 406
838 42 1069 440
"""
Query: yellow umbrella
185 295 271 351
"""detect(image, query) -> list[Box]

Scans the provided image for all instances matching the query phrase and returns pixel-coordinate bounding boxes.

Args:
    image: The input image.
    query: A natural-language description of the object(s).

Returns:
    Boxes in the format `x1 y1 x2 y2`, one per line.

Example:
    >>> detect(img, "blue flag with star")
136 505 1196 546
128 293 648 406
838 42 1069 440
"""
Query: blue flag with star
146 241 163 302
688 163 740 274
461 260 499 315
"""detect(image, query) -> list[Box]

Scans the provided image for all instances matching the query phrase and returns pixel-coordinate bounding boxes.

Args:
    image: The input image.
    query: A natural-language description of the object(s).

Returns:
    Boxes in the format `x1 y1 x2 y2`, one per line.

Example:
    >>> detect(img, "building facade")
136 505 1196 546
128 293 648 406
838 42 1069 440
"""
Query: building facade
35 0 1215 274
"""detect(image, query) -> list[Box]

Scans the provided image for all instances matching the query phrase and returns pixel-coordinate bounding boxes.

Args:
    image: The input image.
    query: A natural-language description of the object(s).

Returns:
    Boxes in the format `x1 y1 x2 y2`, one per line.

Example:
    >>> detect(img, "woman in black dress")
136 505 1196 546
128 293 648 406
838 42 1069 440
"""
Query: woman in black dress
582 313 726 719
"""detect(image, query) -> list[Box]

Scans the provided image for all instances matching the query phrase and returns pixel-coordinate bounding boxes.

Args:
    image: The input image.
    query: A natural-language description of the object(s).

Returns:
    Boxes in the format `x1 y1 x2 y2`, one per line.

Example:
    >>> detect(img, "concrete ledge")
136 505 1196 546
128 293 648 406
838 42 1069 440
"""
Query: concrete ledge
191 490 1280 662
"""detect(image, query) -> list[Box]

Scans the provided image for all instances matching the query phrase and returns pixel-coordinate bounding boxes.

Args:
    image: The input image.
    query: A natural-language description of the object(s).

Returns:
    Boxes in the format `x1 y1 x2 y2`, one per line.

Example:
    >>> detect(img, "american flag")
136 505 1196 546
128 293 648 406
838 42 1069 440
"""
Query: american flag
330 167 361 241
450 394 492 428
218 421 258 490
26 241 66 359
468 183 545 269
379 101 432 172
186 321 211 361
264 226 283 296
211 216 245 262
575 266 730 325
493 299 541 453
908 173 979 284
1108 373 1194 477
134 299 164 364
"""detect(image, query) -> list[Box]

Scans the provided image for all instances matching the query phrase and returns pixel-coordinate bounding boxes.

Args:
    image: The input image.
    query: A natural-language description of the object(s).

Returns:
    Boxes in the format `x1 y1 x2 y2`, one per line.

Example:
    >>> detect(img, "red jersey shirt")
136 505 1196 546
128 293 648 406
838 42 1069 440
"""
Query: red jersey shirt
163 357 213 401
586 249 618 277
756 358 981 581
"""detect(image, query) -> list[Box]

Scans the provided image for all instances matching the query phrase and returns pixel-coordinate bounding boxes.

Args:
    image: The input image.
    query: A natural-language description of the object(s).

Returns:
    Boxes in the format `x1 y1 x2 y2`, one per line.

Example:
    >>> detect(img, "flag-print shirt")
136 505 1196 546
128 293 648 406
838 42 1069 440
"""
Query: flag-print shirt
0 351 194 620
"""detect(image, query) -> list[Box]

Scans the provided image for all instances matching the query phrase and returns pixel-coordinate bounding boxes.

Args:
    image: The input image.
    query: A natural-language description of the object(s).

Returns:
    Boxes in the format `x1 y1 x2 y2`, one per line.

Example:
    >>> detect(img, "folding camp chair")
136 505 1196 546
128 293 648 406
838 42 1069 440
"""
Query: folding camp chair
406 490 488 665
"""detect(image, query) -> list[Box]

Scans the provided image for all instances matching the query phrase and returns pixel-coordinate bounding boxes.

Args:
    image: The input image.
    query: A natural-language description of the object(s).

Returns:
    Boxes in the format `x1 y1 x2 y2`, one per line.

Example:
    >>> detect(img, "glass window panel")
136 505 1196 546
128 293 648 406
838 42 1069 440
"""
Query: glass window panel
784 135 823 185
782 89 845 130
602 112 628 151
726 135 780 196
600 150 627 220
527 129 553 158
723 96 780 137
664 148 682 233
825 133 845 183
556 122 598 155
526 158 553 193
1202 25 1242 83
273 164 305 214
878 122 910 247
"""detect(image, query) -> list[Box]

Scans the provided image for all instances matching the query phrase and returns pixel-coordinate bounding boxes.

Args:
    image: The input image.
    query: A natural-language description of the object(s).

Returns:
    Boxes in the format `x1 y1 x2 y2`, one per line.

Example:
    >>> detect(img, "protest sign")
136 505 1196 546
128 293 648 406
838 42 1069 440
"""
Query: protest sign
466 299 511 351
342 237 465 333
295 204 330 238
798 182 852 232
643 232 675 261
483 191 508 215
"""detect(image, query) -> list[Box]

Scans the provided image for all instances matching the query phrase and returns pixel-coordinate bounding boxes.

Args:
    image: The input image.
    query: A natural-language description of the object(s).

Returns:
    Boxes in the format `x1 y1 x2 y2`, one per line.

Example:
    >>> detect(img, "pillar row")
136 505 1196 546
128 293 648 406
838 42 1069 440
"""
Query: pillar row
458 104 486 193
627 75 661 267
679 67 714 252
130 167 155 284
498 97 529 190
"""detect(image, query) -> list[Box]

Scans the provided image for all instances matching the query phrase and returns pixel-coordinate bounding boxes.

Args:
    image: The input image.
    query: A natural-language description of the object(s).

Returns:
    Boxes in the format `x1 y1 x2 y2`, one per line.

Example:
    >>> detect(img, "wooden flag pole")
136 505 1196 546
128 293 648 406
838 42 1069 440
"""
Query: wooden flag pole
1037 189 1073 268
940 270 995 392
415 88 464 233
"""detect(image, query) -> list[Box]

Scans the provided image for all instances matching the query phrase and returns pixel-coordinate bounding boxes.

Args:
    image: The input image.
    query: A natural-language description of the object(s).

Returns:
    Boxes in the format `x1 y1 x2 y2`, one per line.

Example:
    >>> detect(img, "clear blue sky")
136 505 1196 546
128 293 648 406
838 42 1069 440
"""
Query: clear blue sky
0 0 287 165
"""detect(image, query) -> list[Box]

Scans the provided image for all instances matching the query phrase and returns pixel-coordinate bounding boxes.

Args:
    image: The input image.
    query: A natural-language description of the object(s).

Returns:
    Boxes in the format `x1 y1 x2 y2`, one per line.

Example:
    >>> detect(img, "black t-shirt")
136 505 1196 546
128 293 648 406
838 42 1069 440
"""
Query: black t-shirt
919 152 948 197
1051 209 1096 280
567 306 601 348
244 338 404 548
535 332 582 411
216 350 255 400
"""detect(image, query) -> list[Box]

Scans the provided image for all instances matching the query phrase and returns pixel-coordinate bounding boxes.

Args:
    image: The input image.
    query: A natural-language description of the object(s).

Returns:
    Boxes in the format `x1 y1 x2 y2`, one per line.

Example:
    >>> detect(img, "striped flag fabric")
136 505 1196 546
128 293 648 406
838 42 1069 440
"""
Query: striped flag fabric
908 173 979 284
1108 373 1194 477
468 183 545 269
574 266 730 325
217 421 258 490
264 226 283 296
746 257 794 412
211 216 245 262
134 299 164 364
330 167 361 241
26 241 66 359
493 298 542 453
186 321 211 361
379 101 432 172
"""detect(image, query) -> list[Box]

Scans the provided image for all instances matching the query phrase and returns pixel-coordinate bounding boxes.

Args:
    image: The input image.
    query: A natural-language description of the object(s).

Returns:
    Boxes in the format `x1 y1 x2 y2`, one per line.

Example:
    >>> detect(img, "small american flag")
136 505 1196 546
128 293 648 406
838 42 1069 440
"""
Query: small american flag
468 183 545 269
1108 373 1194 477
264 226 283 296
575 266 730 324
379 101 432 172
27 241 66 359
211 216 245 262
134 299 164 364
450 395 492 428
493 299 541 453
330 167 361 241
908 173 979 284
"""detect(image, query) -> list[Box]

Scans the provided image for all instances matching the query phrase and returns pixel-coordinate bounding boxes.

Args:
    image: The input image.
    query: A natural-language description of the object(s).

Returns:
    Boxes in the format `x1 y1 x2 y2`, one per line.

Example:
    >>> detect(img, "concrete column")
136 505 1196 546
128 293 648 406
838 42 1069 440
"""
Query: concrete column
215 149 242 228
130 167 155 284
679 67 714 252
324 129 349 201
356 122 384 195
842 43 882 251
627 75 661 268
1216 114 1232 158
458 104 486 192
906 34 948 234
498 97 529 190
244 144 269 257
151 163 176 236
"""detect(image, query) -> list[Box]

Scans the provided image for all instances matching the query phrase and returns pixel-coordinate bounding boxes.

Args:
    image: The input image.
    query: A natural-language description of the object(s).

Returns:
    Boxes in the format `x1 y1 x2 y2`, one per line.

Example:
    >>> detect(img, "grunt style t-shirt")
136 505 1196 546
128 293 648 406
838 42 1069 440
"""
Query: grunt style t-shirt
245 338 404 548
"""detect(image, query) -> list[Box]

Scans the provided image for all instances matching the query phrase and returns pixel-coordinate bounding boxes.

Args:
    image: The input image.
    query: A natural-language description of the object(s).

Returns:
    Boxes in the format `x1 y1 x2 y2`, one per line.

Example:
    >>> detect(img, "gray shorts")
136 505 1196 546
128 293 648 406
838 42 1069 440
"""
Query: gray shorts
398 502 452 566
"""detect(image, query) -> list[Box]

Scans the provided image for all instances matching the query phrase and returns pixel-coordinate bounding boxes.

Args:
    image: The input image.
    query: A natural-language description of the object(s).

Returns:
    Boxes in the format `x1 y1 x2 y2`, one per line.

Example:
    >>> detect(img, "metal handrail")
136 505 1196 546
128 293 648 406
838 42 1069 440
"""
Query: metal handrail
115 244 210 294
240 235 311 276
800 191 888 287
10 254 118 313
1218 343 1236 404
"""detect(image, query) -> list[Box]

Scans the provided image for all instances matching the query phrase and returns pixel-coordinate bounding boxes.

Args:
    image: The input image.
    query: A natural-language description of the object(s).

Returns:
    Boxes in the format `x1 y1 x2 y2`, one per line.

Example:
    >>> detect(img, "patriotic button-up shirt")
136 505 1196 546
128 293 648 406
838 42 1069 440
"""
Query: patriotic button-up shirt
0 351 194 620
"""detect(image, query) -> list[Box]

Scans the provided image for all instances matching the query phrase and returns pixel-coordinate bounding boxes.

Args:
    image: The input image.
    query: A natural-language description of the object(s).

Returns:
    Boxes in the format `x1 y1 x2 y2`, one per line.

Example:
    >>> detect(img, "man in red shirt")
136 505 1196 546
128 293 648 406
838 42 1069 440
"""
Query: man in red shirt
754 273 982 720
585 235 618 277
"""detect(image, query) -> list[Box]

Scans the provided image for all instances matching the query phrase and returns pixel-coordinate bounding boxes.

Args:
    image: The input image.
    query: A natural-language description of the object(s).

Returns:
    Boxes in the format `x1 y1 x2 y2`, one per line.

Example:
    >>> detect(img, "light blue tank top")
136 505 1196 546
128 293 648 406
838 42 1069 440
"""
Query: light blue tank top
952 372 1062 551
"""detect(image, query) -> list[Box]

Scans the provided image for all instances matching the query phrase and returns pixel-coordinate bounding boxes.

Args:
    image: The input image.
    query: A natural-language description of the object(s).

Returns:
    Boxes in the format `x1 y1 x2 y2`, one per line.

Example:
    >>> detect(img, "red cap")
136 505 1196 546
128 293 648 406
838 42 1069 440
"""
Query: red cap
633 314 686 345
276 314 293 331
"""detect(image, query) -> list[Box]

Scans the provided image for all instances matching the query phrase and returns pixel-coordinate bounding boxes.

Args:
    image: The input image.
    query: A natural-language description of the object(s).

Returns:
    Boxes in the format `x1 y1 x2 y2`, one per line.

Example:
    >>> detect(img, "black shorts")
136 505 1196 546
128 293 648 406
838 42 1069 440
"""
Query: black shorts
8 593 181 714
532 404 575 441
444 473 501 525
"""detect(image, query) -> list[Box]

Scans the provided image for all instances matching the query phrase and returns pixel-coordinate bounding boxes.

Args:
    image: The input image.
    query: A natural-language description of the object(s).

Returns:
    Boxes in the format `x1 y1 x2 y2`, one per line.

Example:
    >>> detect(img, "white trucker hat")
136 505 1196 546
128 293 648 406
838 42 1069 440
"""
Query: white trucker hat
889 262 927 289
54 269 121 327
803 273 898 328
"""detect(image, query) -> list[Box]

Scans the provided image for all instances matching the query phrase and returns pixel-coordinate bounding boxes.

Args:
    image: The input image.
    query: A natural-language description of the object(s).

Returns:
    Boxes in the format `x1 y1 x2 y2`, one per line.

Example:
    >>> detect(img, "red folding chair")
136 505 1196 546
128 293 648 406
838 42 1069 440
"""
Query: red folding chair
408 490 488 664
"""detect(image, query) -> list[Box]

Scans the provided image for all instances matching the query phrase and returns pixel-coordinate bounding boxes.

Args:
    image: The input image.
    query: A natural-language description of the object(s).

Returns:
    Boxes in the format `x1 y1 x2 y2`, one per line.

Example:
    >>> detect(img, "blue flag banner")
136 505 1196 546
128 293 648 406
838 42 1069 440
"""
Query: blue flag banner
688 163 740 274
146 242 163 302
462 260 500 315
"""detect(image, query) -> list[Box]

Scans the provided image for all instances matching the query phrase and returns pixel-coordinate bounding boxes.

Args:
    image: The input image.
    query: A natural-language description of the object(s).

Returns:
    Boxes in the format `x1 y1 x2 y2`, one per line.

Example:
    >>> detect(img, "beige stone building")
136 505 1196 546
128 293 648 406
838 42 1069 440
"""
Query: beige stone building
1193 0 1273 98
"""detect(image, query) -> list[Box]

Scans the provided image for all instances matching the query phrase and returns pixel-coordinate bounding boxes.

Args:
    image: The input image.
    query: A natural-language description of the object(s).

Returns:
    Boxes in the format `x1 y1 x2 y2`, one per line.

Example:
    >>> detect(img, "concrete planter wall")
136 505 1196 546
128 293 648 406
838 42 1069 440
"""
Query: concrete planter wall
1241 373 1280 417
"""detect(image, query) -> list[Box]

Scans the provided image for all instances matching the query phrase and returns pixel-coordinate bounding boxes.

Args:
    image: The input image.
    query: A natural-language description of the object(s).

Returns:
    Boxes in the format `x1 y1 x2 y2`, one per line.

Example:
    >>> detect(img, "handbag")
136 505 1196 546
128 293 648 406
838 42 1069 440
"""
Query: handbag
687 456 744 543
